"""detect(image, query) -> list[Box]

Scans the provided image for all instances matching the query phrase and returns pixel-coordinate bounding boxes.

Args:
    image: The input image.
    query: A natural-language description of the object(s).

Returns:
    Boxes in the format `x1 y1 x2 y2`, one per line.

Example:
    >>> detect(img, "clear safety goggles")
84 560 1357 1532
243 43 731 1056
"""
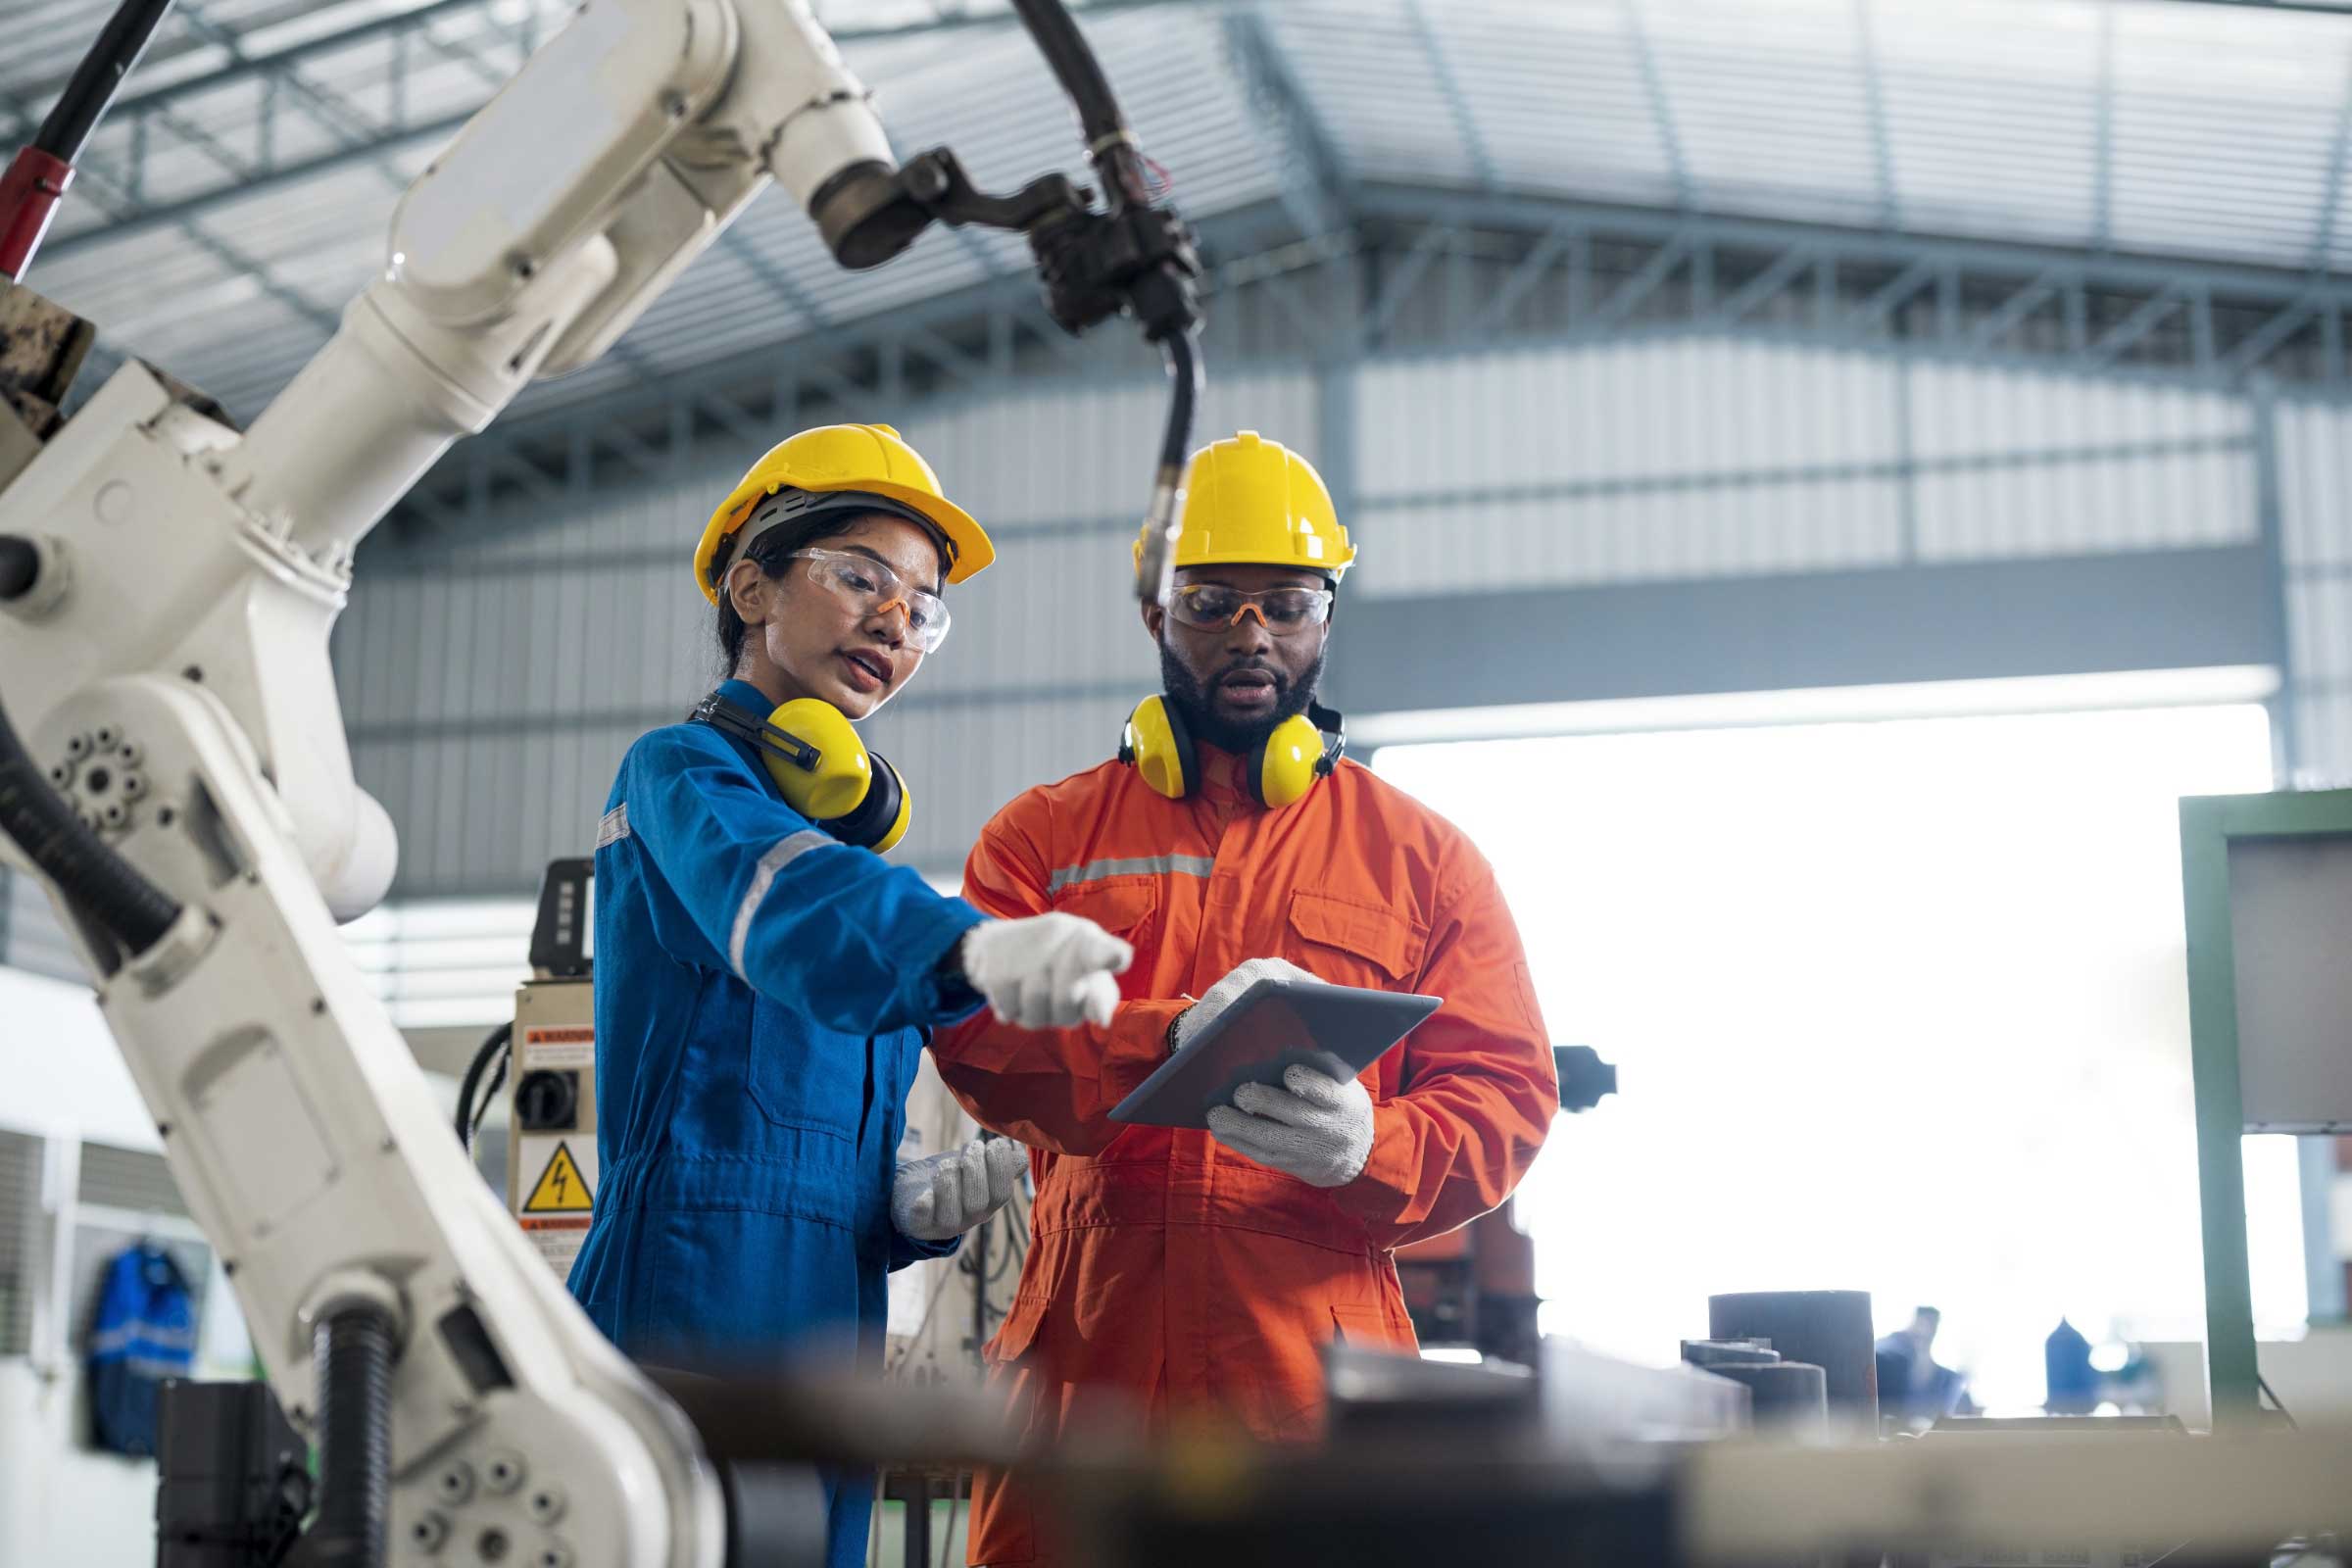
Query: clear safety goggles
792 549 952 653
1166 582 1334 636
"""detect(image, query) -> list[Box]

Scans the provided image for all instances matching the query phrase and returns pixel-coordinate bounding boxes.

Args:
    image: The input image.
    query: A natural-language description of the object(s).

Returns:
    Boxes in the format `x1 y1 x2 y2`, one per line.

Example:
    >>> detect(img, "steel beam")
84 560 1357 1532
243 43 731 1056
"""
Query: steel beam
1709 244 1816 324
2094 0 2117 253
2314 33 2352 270
1222 7 1352 240
1621 0 1695 210
1976 270 2070 355
1590 232 1690 329
1848 256 1938 333
2081 282 2183 368
2226 296 2324 376
31 0 1211 266
1350 183 2352 307
0 95 339 333
1404 0 1497 191
1361 225 1454 346
1468 220 1583 339
1853 0 1901 229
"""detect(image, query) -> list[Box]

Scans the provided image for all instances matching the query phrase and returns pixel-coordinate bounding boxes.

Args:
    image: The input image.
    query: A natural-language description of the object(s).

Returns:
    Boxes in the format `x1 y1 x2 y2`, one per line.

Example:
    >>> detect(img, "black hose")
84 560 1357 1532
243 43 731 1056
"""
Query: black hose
33 0 177 164
1005 0 1151 211
0 685 181 953
293 1301 396 1568
453 1020 512 1153
1005 0 1125 152
1158 328 1200 475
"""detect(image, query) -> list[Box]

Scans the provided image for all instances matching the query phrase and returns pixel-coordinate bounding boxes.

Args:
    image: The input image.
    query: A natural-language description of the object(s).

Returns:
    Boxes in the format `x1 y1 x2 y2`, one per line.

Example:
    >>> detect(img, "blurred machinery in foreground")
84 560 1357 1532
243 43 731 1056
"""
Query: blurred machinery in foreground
1038 1343 2352 1568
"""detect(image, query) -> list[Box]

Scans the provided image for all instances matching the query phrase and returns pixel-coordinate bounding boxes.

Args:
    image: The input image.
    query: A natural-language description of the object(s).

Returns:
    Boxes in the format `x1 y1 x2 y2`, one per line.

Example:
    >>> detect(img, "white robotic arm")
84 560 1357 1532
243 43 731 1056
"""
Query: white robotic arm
0 3 1200 1564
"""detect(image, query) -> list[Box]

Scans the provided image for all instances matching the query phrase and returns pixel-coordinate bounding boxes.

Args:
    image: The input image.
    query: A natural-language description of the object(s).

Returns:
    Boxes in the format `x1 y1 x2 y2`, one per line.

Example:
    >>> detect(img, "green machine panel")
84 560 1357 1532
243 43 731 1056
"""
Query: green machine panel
2179 787 2352 1431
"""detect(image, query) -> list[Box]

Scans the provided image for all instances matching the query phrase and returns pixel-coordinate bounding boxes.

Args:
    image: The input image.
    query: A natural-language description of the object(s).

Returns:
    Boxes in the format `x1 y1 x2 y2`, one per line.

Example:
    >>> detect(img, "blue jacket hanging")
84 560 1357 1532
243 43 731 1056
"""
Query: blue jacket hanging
87 1241 198 1457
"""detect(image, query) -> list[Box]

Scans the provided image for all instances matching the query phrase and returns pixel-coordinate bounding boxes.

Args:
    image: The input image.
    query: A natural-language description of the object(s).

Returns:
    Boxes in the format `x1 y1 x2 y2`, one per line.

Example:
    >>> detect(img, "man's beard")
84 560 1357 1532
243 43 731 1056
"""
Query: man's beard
1159 638 1325 755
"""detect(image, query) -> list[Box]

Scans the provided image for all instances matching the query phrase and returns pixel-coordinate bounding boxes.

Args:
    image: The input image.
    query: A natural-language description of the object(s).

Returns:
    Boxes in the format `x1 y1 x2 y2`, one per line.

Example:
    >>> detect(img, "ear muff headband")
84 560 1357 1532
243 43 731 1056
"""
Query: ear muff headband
690 692 911 851
1120 695 1197 801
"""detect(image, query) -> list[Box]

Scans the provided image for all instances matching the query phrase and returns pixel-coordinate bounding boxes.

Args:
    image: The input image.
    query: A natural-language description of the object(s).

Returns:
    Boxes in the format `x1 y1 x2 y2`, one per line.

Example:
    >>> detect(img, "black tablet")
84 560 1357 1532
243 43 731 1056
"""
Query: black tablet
1108 977 1444 1130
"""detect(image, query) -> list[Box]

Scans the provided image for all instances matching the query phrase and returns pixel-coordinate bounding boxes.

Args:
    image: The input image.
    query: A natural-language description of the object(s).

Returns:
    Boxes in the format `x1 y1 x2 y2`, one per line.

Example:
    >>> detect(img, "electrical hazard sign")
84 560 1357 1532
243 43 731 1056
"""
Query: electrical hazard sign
522 1141 594 1214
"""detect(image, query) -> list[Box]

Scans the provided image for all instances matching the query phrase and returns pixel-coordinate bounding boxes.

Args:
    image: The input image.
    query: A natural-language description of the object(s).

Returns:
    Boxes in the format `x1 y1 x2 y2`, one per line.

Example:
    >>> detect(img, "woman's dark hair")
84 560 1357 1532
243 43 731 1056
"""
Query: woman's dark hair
712 507 954 675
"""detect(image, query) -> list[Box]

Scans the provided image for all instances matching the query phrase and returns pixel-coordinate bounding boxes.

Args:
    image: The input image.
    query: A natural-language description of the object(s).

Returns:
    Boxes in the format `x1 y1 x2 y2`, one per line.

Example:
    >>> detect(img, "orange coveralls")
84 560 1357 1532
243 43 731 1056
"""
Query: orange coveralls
932 747 1558 1565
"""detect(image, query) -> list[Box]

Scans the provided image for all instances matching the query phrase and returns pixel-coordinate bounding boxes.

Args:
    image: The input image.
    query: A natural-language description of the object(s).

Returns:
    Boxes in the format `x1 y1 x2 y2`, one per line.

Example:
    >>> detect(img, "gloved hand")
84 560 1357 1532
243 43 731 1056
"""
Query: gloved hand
1173 956 1322 1050
892 1135 1026 1243
1205 1063 1375 1188
957 913 1134 1029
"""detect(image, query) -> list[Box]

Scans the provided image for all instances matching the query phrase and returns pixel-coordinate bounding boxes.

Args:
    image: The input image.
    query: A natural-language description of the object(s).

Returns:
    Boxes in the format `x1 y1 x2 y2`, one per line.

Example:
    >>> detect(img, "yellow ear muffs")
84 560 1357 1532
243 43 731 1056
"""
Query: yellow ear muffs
821 752 911 854
691 692 913 852
1119 695 1197 801
1247 700 1348 808
1247 713 1328 809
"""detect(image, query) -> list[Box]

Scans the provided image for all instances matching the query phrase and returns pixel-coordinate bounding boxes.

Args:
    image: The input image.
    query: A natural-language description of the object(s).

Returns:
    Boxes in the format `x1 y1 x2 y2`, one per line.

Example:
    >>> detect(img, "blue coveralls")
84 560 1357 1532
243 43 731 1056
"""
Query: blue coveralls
569 678 988 1567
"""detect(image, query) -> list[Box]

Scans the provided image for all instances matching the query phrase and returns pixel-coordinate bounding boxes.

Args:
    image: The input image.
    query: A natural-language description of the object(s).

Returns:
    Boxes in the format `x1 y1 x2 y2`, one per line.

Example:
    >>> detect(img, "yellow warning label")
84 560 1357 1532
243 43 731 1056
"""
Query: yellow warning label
522 1141 594 1214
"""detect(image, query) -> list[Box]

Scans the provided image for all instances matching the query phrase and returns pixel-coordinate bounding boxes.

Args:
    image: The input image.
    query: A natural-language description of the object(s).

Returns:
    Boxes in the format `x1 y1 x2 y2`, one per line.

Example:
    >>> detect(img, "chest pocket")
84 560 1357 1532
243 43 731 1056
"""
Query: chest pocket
1053 877 1160 1001
1284 888 1425 989
1286 890 1428 1103
744 996 870 1150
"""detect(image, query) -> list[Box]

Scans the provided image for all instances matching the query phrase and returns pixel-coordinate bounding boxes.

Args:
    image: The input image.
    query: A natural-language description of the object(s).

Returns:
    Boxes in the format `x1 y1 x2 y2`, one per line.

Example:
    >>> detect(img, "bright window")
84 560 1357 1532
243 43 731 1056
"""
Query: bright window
1375 694 2292 1410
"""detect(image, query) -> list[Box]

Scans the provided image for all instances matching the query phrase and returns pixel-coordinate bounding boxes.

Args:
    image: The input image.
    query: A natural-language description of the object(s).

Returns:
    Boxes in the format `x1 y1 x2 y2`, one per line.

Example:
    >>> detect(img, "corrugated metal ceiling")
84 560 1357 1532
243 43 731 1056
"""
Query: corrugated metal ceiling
10 0 2352 423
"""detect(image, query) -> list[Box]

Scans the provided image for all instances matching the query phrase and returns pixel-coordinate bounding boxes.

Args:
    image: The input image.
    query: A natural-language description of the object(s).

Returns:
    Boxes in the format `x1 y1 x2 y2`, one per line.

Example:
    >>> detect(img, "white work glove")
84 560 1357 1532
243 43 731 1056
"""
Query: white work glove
958 912 1133 1030
1173 956 1323 1049
1206 1063 1375 1189
891 1135 1026 1243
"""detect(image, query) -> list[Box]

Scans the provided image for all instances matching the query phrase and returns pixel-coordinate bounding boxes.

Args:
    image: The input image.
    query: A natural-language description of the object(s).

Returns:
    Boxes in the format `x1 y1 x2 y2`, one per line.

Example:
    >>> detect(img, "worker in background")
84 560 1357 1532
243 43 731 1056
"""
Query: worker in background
567 424 1133 1568
2045 1316 2099 1414
1875 1305 1969 1427
931 431 1560 1567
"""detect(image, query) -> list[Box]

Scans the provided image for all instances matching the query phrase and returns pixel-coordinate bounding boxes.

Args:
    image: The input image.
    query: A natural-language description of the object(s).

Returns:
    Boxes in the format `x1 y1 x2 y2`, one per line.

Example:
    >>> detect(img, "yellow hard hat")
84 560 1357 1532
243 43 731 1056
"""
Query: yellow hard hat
695 423 994 604
1137 430 1356 582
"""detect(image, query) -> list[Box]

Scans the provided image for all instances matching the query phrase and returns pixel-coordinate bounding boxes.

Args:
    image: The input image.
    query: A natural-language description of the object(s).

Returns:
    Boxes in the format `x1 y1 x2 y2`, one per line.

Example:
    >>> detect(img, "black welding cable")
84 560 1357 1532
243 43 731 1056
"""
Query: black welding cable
0 567 182 952
453 1021 512 1154
33 0 177 164
1004 0 1152 210
1158 328 1200 474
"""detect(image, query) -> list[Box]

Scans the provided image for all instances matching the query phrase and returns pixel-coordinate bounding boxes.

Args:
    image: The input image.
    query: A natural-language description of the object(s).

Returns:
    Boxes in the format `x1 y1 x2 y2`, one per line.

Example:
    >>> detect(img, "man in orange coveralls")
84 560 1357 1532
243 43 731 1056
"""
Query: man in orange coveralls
930 430 1559 1566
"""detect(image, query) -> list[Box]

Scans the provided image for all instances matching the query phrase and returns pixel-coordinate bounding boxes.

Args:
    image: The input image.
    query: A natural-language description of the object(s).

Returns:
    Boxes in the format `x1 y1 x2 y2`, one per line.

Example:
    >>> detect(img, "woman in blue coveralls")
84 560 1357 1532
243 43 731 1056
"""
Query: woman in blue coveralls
568 423 1134 1567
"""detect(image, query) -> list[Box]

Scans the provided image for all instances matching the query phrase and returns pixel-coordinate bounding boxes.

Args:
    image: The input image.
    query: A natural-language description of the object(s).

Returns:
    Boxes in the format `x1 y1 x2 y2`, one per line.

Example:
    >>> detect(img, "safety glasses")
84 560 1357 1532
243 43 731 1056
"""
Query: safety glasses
1166 582 1334 636
792 549 952 653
